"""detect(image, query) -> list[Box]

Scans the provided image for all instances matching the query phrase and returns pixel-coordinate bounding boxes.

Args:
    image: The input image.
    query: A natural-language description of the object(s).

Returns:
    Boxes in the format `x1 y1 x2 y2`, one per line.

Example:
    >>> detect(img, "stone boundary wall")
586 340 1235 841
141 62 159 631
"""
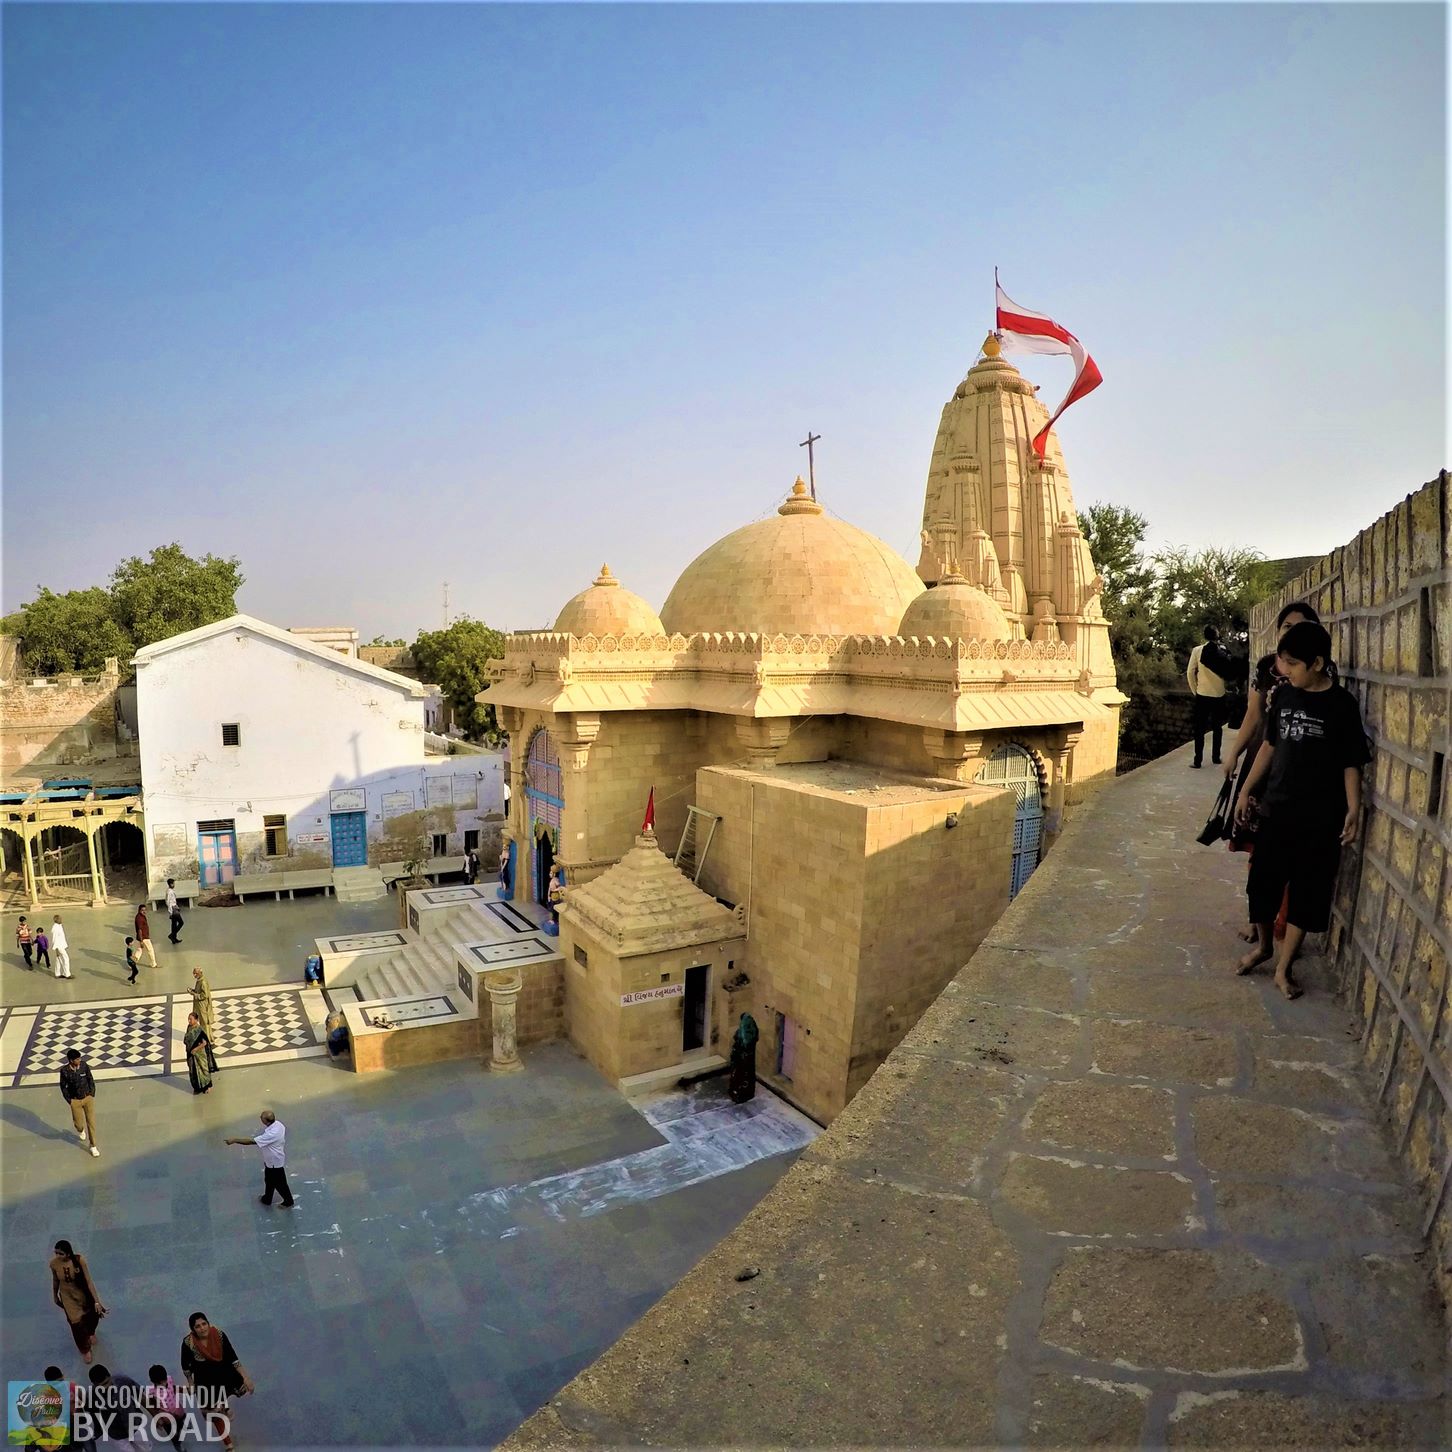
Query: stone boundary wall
0 660 122 774
1251 470 1452 1299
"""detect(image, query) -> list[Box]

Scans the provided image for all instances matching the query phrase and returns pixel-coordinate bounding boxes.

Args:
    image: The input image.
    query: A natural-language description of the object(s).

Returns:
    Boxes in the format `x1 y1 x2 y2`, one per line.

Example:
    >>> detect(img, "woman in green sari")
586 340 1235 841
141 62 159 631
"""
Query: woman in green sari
191 967 220 1051
184 1012 216 1095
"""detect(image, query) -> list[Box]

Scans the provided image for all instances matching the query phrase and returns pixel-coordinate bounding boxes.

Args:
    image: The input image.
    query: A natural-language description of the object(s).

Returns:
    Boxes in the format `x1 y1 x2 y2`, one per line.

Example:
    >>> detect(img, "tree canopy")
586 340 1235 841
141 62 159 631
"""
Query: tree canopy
1080 504 1282 760
412 617 505 741
3 544 244 677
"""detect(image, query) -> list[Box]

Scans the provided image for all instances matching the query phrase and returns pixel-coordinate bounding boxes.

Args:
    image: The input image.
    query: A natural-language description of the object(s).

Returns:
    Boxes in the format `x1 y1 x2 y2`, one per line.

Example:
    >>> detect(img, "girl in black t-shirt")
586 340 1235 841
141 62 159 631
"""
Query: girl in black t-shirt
1221 601 1320 941
1232 621 1369 1000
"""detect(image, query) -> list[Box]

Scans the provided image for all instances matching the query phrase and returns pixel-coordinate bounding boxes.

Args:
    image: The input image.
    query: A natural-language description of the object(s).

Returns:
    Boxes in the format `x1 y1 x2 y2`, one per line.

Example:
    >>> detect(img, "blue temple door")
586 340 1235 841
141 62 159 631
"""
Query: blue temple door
329 811 368 868
976 744 1044 899
525 729 563 903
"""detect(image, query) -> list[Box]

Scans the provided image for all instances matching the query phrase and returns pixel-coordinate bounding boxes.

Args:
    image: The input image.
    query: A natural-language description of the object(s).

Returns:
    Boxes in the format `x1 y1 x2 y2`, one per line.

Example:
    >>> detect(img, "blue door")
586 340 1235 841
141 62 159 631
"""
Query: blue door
976 744 1044 899
525 729 563 903
198 829 237 887
330 811 368 867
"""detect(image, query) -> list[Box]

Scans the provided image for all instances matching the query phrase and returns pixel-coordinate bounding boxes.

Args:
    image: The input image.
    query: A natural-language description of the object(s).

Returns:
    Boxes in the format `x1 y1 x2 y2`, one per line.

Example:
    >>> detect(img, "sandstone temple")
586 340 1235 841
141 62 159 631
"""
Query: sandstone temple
484 339 1124 1122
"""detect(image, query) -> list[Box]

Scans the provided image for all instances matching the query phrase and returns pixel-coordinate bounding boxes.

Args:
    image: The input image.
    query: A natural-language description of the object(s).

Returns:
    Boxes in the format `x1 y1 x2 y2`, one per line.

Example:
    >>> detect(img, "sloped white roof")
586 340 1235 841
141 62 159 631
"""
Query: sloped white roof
131 614 428 697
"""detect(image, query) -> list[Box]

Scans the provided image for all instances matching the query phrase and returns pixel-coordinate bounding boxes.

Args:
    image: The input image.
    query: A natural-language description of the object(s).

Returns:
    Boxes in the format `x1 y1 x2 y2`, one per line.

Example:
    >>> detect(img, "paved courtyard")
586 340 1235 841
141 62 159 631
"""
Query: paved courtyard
0 892 813 1448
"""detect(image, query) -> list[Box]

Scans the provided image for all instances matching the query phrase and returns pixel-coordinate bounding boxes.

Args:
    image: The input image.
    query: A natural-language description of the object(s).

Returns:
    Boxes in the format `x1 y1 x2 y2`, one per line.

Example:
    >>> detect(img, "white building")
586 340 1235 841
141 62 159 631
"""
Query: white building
134 615 504 885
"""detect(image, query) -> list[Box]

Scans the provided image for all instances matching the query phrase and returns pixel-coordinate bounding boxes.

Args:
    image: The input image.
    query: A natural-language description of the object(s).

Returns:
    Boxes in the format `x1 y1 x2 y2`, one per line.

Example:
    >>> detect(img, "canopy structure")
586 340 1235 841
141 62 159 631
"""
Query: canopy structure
0 780 145 907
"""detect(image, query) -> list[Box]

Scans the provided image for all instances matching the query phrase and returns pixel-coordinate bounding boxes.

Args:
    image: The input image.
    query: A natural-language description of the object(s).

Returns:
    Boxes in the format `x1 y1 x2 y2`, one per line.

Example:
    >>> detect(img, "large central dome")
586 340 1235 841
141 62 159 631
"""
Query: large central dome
660 480 925 638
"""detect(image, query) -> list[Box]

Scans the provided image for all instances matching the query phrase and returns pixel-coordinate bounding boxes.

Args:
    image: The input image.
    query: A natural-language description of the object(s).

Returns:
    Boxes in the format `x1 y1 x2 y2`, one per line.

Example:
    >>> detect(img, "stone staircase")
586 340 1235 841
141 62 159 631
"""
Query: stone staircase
354 923 485 1002
333 866 387 904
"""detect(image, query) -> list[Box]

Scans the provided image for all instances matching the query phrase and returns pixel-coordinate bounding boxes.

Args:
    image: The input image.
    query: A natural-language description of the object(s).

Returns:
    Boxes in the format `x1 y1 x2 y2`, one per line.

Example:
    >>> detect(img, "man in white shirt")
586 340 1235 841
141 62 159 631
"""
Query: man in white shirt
1186 625 1232 769
224 1109 295 1207
50 914 71 978
165 878 184 944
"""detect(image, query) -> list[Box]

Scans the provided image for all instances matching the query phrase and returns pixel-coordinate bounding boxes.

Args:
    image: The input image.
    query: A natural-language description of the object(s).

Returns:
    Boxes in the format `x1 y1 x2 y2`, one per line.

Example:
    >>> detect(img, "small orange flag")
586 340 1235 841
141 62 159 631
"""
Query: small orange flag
642 788 655 833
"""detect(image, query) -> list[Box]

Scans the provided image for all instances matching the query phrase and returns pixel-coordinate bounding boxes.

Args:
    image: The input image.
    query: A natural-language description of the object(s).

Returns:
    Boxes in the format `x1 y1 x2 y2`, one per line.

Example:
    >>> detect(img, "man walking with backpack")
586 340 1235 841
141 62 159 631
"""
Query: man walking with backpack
1187 625 1234 769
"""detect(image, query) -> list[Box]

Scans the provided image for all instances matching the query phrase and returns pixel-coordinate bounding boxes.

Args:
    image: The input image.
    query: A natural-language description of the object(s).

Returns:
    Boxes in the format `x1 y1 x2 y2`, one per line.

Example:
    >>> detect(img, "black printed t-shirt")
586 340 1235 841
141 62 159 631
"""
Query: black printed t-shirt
1261 684 1370 832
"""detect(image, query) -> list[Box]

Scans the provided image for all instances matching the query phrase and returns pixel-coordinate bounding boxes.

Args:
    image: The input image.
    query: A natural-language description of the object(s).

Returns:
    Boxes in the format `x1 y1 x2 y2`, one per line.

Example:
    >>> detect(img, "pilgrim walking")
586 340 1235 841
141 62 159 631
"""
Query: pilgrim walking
134 904 157 967
50 1240 107 1362
50 914 71 978
185 1012 217 1094
60 1049 101 1157
166 879 185 943
192 967 220 1050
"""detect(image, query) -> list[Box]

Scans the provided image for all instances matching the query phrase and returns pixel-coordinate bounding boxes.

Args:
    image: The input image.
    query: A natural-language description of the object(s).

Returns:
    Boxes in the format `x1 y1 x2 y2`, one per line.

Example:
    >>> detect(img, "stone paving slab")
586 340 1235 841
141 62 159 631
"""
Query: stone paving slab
505 746 1450 1449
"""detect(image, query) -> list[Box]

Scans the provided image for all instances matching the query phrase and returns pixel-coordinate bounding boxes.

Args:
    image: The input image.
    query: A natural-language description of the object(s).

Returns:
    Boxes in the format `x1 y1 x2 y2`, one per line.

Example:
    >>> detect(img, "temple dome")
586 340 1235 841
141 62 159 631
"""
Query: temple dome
660 479 925 638
553 565 664 638
898 576 1012 642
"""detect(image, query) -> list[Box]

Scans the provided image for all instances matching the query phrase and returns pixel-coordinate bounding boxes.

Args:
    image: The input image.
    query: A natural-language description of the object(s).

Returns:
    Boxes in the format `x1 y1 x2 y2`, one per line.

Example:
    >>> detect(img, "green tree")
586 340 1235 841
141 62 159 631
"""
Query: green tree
1 587 132 675
1081 503 1156 629
412 617 506 741
1151 545 1280 665
4 543 243 679
109 543 244 650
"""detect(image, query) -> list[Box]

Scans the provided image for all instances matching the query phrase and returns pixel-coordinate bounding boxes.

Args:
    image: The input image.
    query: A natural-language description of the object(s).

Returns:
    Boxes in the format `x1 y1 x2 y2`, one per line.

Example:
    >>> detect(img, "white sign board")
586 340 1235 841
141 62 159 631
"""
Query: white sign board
382 790 415 819
452 775 477 810
621 983 685 1007
330 788 366 812
425 776 453 808
152 823 187 857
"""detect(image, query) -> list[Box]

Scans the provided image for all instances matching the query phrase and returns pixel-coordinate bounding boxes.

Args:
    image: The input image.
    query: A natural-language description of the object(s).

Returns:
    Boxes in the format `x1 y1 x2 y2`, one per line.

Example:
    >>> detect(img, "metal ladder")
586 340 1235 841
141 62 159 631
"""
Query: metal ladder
674 806 720 884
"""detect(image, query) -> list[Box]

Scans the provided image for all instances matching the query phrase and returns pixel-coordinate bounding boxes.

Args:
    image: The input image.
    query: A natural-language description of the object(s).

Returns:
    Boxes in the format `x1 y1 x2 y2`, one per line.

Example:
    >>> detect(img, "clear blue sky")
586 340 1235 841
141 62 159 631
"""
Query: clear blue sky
4 2 1445 638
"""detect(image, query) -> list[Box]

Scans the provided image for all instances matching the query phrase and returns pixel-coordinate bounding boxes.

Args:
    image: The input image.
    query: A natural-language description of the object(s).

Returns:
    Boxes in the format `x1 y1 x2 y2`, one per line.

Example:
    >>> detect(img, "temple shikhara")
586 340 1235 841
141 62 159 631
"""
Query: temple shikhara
483 338 1123 1121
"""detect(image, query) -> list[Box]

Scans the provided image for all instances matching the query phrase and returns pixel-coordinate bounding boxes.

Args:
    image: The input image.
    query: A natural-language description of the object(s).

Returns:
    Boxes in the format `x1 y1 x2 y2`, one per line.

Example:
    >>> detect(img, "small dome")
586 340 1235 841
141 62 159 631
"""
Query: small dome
660 479 924 638
553 565 664 638
898 576 1012 642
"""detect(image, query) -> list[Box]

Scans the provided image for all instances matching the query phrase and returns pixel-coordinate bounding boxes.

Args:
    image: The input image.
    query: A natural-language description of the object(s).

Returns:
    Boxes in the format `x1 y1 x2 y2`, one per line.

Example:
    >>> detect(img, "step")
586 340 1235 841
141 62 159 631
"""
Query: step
618 1053 727 1097
357 960 406 1002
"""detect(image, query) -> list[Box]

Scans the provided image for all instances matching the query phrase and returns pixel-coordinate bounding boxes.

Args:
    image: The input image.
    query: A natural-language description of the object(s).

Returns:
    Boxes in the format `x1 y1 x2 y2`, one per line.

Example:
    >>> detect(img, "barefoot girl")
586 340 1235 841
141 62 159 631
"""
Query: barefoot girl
1232 621 1369 999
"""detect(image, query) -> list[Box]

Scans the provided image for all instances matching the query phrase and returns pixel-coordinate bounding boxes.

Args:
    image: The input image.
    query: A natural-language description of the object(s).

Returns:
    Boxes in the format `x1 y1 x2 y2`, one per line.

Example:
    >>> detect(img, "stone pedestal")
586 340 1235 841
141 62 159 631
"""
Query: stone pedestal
486 969 524 1073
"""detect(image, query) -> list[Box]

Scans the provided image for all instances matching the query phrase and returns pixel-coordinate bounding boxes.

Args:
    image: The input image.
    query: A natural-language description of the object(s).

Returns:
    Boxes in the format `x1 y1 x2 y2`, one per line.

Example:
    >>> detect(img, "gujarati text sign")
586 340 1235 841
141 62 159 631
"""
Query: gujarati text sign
621 983 684 1007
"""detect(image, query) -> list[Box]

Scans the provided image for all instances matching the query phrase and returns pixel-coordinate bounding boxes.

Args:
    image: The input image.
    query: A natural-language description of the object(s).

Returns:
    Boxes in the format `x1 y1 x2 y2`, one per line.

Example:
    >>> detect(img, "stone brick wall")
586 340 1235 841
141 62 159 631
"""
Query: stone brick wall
0 661 122 774
1251 470 1452 1298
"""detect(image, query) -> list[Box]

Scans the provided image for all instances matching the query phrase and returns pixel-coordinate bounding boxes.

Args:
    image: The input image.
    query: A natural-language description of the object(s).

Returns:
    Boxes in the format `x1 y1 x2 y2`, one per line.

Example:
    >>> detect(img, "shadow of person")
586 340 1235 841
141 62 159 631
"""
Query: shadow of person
0 1102 75 1142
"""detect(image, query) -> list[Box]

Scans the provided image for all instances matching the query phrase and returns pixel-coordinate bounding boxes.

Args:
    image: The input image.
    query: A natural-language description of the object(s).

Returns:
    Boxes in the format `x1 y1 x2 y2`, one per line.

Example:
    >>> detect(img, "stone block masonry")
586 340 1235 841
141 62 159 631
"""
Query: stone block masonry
0 659 122 773
1252 469 1452 1307
503 750 1445 1449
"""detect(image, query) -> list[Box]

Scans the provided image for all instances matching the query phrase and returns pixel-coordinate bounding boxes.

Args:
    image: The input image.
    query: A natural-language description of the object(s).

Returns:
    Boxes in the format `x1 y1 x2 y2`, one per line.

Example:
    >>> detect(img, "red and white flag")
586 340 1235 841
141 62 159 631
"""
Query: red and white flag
994 271 1103 459
642 787 655 834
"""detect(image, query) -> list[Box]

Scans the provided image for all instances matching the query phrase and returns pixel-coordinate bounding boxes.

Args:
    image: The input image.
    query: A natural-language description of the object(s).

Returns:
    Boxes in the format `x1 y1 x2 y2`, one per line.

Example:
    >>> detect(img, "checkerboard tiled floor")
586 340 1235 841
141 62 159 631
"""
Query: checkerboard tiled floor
0 1046 804 1447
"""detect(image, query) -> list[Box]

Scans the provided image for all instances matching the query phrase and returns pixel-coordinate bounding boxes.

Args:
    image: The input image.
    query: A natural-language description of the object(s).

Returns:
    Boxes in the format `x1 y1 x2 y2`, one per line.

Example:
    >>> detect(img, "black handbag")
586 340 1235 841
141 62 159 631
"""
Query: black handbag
1197 775 1235 846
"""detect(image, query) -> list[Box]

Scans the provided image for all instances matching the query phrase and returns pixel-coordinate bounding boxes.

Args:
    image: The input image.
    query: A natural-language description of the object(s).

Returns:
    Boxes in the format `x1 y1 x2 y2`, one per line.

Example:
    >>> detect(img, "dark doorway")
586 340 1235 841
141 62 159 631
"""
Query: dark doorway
683 965 709 1053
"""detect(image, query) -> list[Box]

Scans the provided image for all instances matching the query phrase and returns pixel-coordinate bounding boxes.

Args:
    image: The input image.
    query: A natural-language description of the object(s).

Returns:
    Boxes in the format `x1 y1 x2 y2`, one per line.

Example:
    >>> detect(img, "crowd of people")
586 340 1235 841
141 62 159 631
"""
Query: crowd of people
1193 601 1370 1001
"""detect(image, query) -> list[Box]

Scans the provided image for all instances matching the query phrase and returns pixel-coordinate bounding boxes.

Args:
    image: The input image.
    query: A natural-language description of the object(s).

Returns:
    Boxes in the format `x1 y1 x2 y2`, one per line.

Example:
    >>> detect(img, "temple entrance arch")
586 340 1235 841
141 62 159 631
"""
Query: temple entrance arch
32 824 93 902
524 727 563 903
99 819 147 903
1 827 26 906
976 743 1045 899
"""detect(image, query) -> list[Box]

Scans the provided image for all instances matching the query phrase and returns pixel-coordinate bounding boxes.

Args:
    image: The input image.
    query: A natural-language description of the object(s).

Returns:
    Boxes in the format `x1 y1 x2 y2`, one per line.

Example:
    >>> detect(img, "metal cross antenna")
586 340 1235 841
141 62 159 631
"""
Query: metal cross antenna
799 431 821 500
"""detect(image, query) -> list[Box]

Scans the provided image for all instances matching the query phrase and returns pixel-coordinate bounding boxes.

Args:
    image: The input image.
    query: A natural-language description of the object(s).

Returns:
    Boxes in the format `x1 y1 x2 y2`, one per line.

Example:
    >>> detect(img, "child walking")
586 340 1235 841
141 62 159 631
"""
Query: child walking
1233 621 1369 999
34 923 51 971
17 915 33 967
124 936 139 985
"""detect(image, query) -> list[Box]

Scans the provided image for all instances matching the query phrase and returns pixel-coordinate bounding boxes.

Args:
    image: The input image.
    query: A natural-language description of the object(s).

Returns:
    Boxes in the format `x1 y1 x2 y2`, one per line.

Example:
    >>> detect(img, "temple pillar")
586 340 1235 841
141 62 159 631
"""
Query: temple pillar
485 969 524 1073
1046 728 1084 835
20 825 37 907
84 826 105 907
735 719 792 771
922 729 985 783
555 712 600 873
